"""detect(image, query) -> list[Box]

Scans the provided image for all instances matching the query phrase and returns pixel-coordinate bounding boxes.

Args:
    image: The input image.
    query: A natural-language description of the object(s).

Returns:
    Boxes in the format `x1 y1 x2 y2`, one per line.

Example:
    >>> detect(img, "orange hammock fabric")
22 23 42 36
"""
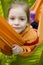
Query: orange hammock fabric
38 6 43 43
0 16 25 55
30 0 43 43
30 0 43 23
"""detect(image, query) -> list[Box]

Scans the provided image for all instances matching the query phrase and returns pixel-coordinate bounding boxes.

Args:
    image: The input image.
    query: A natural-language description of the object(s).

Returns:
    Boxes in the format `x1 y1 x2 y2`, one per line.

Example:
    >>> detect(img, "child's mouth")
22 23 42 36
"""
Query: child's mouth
13 27 22 29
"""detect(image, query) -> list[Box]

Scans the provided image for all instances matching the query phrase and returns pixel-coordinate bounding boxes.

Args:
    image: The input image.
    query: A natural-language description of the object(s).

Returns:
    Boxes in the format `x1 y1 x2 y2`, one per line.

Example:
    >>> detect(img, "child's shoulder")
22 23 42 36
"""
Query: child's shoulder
22 25 38 43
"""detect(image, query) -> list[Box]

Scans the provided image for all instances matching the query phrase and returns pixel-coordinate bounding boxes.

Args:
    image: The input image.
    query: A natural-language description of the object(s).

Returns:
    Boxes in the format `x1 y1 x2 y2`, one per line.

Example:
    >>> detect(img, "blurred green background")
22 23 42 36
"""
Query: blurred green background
0 0 43 65
0 0 36 18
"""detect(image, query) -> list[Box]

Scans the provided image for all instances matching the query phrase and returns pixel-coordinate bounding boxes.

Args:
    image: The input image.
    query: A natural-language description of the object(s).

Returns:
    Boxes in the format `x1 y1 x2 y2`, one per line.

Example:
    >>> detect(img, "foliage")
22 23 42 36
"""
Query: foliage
0 0 36 18
0 44 43 65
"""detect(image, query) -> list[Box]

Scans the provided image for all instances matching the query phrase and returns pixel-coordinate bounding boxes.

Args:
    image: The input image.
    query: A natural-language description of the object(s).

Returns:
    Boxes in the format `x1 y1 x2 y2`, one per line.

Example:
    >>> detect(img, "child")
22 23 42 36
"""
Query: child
7 1 39 57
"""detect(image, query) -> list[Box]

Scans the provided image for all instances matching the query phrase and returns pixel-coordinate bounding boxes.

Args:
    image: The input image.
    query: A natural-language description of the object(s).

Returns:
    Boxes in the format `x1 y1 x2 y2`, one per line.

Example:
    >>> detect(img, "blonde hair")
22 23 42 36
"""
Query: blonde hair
7 1 30 24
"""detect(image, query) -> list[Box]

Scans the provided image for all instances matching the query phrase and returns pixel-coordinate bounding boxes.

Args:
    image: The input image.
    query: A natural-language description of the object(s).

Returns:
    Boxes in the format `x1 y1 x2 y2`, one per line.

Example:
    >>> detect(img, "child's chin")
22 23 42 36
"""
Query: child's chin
15 30 22 33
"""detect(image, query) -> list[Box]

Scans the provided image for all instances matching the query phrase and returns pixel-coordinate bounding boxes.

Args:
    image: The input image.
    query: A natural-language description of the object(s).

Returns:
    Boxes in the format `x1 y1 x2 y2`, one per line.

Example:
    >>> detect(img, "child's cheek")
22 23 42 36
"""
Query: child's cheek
20 21 27 27
8 19 14 26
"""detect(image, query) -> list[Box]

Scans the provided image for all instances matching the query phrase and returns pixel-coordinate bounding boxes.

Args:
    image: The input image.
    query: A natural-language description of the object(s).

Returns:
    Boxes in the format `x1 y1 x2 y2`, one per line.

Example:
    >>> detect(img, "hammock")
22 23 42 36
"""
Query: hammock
31 0 43 43
30 0 43 23
0 16 25 55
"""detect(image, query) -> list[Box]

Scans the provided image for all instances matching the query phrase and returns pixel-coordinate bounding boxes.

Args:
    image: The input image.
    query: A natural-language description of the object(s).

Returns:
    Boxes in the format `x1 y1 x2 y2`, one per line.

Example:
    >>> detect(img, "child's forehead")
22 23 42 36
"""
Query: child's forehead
9 7 27 16
10 6 24 11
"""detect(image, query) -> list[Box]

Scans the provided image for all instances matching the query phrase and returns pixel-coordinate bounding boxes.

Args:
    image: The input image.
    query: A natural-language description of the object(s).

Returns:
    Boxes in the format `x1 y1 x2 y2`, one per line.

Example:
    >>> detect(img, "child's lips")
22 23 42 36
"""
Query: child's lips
13 26 22 29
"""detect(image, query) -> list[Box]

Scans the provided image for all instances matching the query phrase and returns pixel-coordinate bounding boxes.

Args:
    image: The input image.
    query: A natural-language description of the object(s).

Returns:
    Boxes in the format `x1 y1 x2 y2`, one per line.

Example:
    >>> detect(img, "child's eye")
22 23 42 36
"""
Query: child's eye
20 18 25 21
10 17 15 20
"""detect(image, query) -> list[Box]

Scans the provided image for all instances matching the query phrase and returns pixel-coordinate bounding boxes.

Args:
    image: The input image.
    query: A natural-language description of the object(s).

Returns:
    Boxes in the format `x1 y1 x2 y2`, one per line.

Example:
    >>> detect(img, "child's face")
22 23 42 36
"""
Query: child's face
8 7 27 33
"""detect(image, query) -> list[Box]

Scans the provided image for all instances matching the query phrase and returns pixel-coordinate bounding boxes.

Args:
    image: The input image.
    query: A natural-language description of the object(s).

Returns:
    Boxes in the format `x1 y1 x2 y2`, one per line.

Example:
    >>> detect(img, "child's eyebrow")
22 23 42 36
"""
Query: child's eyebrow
9 15 26 18
19 16 26 18
9 15 16 18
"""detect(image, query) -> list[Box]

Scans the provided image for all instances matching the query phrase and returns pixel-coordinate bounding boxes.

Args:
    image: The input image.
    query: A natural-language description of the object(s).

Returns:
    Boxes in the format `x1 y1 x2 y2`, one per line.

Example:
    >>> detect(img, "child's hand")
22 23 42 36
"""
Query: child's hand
12 44 23 55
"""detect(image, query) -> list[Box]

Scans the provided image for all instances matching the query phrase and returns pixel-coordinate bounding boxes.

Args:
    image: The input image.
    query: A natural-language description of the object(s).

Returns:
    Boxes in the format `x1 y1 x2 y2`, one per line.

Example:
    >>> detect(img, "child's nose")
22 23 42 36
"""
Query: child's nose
14 24 19 26
14 19 19 26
